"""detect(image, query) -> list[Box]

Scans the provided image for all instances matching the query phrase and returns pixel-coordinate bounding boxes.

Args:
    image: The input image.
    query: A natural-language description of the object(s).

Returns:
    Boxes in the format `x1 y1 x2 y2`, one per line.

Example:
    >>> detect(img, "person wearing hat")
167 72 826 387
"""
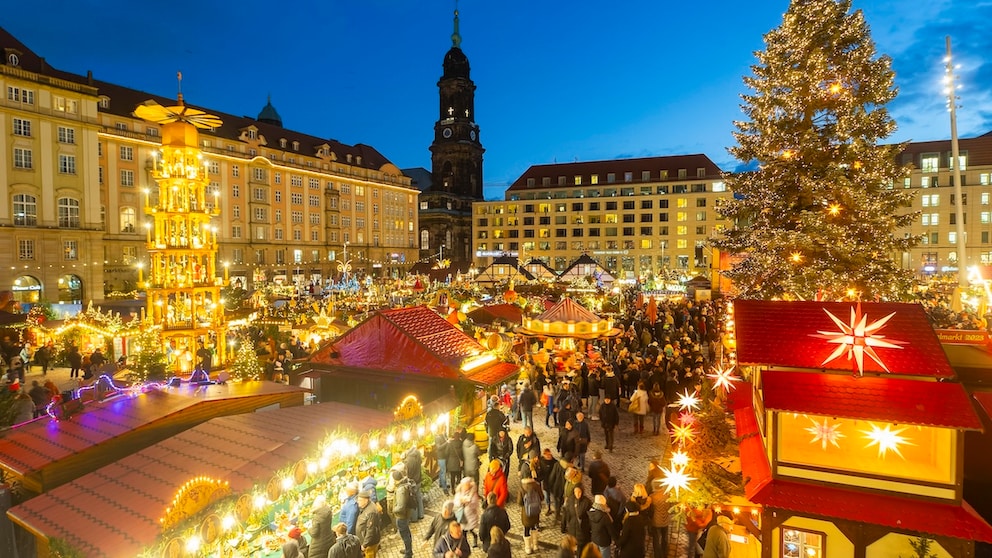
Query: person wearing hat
281 525 308 558
339 482 360 535
355 489 382 558
483 459 509 508
588 493 617 558
702 515 733 558
329 522 362 558
389 470 415 558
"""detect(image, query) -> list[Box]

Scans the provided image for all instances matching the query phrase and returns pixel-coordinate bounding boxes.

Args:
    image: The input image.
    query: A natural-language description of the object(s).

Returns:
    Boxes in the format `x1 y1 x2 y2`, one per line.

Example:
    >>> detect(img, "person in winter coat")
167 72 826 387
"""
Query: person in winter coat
518 382 538 430
588 494 618 558
586 450 611 496
561 485 593 551
486 526 511 558
307 494 336 558
548 452 573 521
519 468 543 554
490 429 513 475
647 383 667 436
598 397 620 452
563 466 584 506
356 491 382 558
446 433 464 496
702 515 734 558
463 433 482 487
404 446 425 521
647 480 671 558
435 433 450 495
454 477 482 547
483 460 509 508
433 520 472 558
423 500 457 549
601 368 620 401
339 483 361 535
603 477 626 535
558 534 579 558
329 523 363 558
628 381 650 434
281 526 308 558
685 506 714 558
478 493 511 552
618 501 646 558
391 470 415 558
516 426 541 468
538 448 557 515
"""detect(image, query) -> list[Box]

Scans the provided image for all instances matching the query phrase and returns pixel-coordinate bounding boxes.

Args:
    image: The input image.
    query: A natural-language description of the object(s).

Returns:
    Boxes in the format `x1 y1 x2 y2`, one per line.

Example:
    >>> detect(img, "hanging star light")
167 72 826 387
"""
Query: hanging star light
672 389 701 413
659 465 695 498
671 423 695 445
670 449 691 468
809 302 906 374
862 423 914 459
805 417 845 450
707 365 742 393
678 410 697 426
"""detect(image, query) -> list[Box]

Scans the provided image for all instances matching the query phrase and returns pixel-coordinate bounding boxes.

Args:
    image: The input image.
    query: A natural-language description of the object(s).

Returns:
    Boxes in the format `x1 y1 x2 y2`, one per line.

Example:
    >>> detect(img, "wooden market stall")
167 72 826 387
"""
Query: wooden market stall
0 381 306 498
730 300 992 558
6 402 396 558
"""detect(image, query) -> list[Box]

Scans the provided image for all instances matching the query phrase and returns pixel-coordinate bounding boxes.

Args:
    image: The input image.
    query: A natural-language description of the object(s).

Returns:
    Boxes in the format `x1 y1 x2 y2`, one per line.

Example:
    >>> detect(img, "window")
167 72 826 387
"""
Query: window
18 239 34 260
782 527 824 558
13 194 37 226
232 225 242 238
293 229 302 241
275 209 282 222
120 207 136 233
208 161 220 174
310 213 320 225
58 198 80 228
57 126 75 144
275 228 284 240
921 154 939 173
624 172 633 183
122 246 137 264
63 240 78 261
232 165 240 177
275 190 282 202
233 205 241 218
291 175 303 187
291 193 304 205
922 194 941 208
341 184 351 195
292 211 303 224
120 169 134 186
696 211 707 221
7 86 34 104
232 248 244 264
254 207 267 222
983 193 990 205
119 146 133 161
309 195 320 207
309 178 320 189
232 184 240 198
253 188 266 201
13 118 31 137
921 213 939 226
252 168 267 182
13 147 32 169
58 154 76 175
115 122 128 131
949 232 957 244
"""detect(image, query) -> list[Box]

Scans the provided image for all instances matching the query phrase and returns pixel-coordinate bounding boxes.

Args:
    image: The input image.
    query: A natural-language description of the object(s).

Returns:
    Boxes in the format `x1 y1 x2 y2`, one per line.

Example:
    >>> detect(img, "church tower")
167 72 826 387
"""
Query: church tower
411 4 484 271
429 6 484 199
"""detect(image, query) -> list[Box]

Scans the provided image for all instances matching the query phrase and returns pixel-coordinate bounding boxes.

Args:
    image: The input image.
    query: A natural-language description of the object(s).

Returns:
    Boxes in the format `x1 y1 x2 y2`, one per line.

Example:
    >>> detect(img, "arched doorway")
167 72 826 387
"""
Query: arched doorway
57 274 83 304
12 275 42 304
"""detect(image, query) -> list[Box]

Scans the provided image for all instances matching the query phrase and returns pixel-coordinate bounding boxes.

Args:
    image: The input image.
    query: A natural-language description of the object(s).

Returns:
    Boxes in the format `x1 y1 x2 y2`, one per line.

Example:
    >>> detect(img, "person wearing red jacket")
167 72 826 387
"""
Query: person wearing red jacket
483 459 509 507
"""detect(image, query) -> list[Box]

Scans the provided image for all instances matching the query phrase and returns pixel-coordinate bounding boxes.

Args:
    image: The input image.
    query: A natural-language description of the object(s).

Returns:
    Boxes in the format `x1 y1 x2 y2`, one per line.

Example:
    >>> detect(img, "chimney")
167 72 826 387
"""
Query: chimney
87 70 93 86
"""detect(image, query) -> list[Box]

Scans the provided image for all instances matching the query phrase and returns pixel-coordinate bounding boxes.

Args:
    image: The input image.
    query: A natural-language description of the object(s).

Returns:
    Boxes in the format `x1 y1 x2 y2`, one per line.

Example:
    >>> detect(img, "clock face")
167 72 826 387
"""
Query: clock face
470 130 477 141
442 128 452 139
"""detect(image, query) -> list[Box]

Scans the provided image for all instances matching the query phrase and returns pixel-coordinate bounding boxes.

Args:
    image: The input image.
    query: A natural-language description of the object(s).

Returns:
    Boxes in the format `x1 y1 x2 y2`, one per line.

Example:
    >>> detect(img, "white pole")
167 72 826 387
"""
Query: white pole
946 36 966 288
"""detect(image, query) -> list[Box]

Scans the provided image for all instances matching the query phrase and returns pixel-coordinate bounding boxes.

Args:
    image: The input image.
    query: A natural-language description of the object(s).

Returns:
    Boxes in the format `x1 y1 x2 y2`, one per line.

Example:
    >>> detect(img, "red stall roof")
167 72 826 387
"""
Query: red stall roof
734 300 954 378
761 370 983 430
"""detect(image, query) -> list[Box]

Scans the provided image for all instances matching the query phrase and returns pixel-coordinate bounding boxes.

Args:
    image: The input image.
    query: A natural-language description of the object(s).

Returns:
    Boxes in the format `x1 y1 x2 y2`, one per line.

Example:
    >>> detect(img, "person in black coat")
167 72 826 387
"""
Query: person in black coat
618 501 647 558
446 432 464 496
588 494 618 557
598 397 621 452
561 485 592 551
479 493 511 552
307 495 336 558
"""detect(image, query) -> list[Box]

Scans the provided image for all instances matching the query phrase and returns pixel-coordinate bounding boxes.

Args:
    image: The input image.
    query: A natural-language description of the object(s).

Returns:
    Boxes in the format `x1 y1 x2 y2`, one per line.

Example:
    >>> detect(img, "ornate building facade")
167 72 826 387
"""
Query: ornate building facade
0 27 419 307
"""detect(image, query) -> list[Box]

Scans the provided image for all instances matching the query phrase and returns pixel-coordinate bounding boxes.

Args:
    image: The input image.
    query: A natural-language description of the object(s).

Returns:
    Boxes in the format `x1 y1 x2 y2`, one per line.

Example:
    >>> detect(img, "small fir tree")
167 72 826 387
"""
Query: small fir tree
229 338 263 381
713 0 918 301
901 536 940 558
125 322 167 382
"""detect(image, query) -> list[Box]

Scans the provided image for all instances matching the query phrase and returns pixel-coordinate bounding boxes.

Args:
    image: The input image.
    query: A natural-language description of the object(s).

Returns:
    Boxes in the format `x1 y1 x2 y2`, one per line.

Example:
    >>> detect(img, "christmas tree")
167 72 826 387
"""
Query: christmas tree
229 337 263 381
713 0 918 301
125 322 167 382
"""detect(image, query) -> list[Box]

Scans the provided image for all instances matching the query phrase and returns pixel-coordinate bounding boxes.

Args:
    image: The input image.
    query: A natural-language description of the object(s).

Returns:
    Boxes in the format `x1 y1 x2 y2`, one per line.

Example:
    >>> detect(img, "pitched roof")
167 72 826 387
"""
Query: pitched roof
761 370 982 430
751 479 992 544
475 257 536 284
7 403 393 558
535 297 603 324
467 304 524 326
308 306 490 380
733 300 955 378
558 254 615 283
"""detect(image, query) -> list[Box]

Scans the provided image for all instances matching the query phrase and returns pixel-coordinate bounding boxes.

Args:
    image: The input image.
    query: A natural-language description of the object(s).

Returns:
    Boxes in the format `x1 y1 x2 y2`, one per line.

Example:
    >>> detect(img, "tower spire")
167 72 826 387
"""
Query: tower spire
451 0 461 48
176 70 184 105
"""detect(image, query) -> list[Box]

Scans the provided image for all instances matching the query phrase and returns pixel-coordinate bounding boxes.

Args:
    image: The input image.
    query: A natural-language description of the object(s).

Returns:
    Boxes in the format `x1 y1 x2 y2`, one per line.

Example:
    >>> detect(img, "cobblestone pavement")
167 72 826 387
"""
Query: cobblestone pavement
375 406 691 558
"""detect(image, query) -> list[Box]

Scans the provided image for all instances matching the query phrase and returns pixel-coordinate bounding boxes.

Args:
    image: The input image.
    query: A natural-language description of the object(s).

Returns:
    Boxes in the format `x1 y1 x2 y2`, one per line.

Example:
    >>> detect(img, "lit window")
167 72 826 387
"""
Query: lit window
57 198 80 228
921 154 939 173
63 240 78 261
59 154 76 175
18 239 34 260
782 527 823 558
13 194 37 226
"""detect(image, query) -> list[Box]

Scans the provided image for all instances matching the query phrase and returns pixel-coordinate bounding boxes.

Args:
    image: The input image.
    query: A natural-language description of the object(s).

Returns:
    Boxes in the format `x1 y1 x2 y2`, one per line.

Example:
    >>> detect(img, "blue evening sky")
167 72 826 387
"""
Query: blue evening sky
5 0 990 199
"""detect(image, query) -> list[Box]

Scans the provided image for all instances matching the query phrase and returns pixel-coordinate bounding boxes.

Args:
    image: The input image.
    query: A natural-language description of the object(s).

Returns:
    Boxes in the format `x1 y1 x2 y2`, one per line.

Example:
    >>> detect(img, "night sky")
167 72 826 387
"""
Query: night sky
5 0 990 198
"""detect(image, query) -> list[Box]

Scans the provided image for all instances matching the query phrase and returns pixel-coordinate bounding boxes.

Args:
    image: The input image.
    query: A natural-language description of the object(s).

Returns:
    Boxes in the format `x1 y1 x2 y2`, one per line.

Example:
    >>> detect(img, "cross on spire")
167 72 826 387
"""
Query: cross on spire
451 0 462 48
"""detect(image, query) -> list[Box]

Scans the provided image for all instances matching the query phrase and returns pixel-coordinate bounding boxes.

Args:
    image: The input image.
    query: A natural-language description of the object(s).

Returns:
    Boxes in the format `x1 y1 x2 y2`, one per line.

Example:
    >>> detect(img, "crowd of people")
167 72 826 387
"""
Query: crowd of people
280 296 734 558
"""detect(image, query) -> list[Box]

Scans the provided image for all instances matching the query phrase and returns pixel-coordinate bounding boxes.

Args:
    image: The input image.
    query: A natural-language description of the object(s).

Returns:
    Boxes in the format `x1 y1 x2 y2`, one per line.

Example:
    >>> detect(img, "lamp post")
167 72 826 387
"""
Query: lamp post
945 36 967 288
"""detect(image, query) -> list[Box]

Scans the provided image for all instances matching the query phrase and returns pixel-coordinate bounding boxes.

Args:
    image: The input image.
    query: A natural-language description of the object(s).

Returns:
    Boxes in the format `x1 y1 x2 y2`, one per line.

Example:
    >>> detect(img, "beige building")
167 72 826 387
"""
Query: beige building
0 27 419 306
473 154 731 282
896 131 992 274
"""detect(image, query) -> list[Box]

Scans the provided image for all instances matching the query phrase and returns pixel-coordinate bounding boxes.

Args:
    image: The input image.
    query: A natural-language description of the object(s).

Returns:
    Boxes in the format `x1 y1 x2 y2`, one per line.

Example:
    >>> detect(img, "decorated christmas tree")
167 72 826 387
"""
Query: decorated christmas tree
125 322 167 382
713 0 918 301
229 337 263 381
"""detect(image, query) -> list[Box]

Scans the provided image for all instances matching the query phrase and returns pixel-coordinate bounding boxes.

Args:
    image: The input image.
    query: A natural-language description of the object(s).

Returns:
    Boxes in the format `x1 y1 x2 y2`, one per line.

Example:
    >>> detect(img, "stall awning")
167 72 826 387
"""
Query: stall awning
761 370 982 430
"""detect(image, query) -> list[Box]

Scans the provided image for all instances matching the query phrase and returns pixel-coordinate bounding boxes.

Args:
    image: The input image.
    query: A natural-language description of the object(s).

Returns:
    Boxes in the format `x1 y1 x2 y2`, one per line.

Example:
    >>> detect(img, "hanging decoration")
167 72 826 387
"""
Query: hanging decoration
805 417 845 450
862 422 913 459
810 302 905 374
